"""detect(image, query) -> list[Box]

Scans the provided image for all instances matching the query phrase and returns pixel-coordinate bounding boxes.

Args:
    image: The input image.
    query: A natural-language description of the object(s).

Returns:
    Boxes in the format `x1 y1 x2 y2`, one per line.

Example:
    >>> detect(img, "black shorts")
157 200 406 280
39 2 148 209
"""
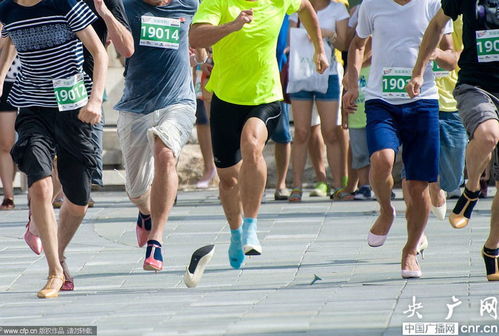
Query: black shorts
11 107 97 206
210 94 281 168
0 82 16 112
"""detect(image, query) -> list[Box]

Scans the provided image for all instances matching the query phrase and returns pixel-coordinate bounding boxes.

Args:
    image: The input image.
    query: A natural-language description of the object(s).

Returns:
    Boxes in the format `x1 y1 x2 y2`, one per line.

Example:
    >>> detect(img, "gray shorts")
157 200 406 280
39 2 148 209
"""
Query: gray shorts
453 84 498 182
349 127 370 169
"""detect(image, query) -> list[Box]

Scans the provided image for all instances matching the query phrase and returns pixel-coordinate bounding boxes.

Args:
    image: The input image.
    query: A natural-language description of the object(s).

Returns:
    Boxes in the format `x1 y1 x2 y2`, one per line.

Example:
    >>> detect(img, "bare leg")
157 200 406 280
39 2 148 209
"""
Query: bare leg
343 147 358 194
0 111 16 203
316 100 342 189
274 142 290 191
130 191 151 216
369 149 396 235
147 137 178 243
291 100 313 189
402 180 430 272
429 182 446 207
465 120 499 192
357 165 370 186
484 181 499 249
218 163 242 229
338 126 350 186
196 123 216 181
30 177 63 277
239 118 268 218
308 125 327 183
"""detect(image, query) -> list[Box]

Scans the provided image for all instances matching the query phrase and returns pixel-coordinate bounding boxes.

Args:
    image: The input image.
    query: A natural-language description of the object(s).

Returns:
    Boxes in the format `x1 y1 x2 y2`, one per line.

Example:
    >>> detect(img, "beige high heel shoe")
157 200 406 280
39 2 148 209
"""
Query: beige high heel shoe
37 275 65 299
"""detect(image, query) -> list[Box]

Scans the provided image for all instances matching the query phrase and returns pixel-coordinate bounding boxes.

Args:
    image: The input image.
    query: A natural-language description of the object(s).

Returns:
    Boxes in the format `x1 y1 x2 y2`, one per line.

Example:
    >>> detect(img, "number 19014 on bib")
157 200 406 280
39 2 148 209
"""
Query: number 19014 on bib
140 16 180 49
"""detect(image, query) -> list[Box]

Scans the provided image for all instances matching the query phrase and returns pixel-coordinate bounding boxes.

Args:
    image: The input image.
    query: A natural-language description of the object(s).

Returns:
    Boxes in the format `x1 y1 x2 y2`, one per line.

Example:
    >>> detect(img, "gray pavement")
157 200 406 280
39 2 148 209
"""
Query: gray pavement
0 189 498 336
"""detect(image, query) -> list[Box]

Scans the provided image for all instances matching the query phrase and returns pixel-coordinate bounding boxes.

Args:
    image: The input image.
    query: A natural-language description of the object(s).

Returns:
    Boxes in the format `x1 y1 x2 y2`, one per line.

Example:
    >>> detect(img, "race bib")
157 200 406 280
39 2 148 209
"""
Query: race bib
140 16 180 49
476 29 499 63
382 67 411 98
432 61 450 78
53 74 88 112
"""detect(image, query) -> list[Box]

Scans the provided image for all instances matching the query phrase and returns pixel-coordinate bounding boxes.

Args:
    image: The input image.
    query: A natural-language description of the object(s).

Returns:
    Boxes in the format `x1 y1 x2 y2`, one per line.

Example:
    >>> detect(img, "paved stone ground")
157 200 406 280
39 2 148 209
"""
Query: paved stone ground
0 189 497 336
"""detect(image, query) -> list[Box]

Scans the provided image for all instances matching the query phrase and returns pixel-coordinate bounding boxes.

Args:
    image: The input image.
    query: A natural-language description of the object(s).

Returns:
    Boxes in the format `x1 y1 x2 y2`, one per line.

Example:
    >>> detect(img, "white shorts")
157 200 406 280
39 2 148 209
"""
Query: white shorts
117 104 196 199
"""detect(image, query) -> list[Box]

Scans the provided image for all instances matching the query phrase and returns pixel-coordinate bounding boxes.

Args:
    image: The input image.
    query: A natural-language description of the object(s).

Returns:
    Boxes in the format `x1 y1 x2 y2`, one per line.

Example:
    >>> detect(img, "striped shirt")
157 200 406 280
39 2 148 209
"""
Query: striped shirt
6 57 21 82
0 0 97 108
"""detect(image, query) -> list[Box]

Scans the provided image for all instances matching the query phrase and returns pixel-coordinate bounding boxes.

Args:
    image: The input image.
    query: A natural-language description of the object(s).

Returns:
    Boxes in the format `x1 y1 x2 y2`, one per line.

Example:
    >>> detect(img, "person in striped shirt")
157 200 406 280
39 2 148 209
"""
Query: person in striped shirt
0 0 108 299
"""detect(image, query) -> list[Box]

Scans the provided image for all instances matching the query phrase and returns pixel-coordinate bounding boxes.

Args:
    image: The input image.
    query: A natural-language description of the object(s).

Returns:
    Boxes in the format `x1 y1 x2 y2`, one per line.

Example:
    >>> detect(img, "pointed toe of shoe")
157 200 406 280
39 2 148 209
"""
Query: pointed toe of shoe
431 202 447 221
24 229 43 255
136 225 149 248
367 231 387 247
449 213 469 229
401 270 422 279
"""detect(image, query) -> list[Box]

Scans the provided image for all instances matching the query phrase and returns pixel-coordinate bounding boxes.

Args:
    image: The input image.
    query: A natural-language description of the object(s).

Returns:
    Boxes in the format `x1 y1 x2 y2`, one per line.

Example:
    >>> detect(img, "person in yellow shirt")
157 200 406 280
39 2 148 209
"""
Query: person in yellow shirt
427 17 468 221
190 0 328 269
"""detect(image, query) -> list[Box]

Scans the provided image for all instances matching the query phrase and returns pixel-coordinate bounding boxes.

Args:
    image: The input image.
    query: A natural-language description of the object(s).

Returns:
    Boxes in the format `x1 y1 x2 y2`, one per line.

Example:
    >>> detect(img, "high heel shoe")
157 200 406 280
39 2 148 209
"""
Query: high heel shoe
196 169 216 189
60 258 74 291
184 245 215 288
449 188 479 229
143 240 163 271
401 256 422 279
416 235 429 260
482 248 499 281
367 208 396 247
37 275 65 298
24 212 43 255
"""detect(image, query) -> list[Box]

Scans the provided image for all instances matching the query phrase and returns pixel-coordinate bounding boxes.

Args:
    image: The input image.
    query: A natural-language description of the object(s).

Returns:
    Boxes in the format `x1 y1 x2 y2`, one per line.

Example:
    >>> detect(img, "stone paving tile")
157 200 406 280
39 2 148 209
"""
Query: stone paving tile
0 189 497 336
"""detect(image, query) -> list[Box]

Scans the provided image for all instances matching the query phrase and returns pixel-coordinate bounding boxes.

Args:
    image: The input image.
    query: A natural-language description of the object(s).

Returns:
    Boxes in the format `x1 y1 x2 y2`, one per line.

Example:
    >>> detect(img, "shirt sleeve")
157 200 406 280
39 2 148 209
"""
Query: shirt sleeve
355 0 372 39
441 0 462 21
348 6 359 28
65 0 98 33
192 0 222 25
335 2 350 22
107 0 131 32
286 0 302 15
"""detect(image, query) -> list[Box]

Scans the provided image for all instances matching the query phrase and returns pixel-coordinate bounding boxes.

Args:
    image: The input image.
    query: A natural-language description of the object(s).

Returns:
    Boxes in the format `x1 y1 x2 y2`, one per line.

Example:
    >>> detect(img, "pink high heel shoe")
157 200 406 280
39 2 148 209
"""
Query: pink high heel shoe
60 258 74 291
24 212 43 255
196 169 216 189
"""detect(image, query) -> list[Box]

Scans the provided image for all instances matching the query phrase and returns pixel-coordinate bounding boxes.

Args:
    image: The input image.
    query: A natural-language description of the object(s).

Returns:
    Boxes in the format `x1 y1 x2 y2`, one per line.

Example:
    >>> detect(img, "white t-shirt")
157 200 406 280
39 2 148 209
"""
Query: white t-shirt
6 57 20 83
290 2 349 75
356 0 453 104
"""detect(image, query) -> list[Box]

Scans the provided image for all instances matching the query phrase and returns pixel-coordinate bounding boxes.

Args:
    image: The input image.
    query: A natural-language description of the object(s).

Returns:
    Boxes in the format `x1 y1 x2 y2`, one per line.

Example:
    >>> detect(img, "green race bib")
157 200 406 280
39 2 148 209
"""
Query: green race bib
140 16 180 49
432 61 450 78
53 74 88 112
476 29 499 63
382 67 411 99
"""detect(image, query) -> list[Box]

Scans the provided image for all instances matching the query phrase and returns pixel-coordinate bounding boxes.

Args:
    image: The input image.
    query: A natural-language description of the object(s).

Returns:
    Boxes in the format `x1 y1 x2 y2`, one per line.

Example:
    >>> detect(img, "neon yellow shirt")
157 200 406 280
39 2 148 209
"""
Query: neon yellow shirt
192 0 301 105
436 16 463 112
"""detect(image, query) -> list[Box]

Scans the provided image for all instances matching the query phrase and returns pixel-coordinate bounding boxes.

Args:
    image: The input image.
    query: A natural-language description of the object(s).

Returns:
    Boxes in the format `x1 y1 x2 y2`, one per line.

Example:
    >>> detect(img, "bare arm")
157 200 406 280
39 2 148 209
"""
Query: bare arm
342 34 368 119
76 25 108 124
0 36 16 89
189 10 253 49
297 0 328 73
93 0 134 57
432 33 458 71
331 18 348 51
406 9 452 97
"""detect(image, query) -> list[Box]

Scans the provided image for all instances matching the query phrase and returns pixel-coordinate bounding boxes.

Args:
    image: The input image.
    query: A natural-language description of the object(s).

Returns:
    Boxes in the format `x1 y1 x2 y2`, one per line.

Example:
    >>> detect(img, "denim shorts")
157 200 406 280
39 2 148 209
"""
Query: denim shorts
289 75 340 101
365 99 440 182
270 102 292 144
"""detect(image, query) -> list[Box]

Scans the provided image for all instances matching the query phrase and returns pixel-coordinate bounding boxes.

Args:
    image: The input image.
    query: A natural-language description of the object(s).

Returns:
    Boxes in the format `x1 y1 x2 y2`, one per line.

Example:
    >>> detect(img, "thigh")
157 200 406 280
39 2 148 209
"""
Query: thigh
148 104 196 158
210 94 248 168
0 111 17 148
315 100 339 137
365 99 400 157
11 107 56 187
400 100 439 182
291 100 314 134
246 101 281 141
117 111 154 199
454 84 499 139
55 110 96 205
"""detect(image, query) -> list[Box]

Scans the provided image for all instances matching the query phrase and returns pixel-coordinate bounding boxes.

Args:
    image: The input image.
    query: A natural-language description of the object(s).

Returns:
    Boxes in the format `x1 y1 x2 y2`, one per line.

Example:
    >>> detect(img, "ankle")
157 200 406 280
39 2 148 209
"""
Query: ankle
484 246 499 255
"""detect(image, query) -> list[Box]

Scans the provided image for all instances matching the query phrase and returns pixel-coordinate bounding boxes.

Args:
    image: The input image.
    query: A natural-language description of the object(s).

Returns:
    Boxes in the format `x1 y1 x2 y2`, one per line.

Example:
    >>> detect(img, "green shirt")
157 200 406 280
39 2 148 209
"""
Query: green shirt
348 66 369 129
192 0 301 105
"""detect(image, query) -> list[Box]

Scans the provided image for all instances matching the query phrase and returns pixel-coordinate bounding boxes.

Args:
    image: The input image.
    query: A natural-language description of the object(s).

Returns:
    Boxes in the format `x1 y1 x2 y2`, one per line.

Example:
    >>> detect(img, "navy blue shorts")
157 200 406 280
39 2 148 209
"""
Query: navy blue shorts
365 99 440 182
270 102 292 144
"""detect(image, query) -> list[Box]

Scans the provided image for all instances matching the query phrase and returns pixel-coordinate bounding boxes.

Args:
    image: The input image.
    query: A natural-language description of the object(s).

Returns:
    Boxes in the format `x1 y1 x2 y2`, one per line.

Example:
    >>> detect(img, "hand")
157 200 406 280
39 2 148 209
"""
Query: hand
78 98 102 125
405 76 423 98
229 10 253 32
314 51 329 74
342 88 359 127
201 62 213 76
93 0 111 18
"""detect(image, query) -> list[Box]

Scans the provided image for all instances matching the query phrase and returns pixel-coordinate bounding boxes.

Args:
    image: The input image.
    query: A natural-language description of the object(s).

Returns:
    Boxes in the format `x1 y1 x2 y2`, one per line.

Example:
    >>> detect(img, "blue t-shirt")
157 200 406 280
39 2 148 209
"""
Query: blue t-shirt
0 0 97 108
276 15 289 71
114 0 197 114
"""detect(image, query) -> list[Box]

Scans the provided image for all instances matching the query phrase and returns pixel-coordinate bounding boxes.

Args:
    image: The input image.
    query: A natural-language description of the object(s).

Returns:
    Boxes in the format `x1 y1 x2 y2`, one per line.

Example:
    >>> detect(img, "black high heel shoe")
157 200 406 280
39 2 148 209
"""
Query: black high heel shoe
482 247 499 281
449 188 480 229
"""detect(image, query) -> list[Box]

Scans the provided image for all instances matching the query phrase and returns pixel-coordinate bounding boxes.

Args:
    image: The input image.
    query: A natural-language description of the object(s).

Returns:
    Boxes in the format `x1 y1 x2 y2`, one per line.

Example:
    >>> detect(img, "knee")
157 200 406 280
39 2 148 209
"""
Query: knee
405 181 429 199
370 153 393 176
30 178 53 202
241 136 263 164
219 174 238 191
0 142 13 153
473 124 499 151
63 200 87 217
154 145 176 169
293 127 310 144
321 128 339 145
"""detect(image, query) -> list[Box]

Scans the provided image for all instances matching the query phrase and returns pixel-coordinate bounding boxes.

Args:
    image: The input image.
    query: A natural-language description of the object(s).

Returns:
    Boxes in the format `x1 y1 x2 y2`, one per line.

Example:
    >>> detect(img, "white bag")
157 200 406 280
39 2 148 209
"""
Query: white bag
287 27 332 94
